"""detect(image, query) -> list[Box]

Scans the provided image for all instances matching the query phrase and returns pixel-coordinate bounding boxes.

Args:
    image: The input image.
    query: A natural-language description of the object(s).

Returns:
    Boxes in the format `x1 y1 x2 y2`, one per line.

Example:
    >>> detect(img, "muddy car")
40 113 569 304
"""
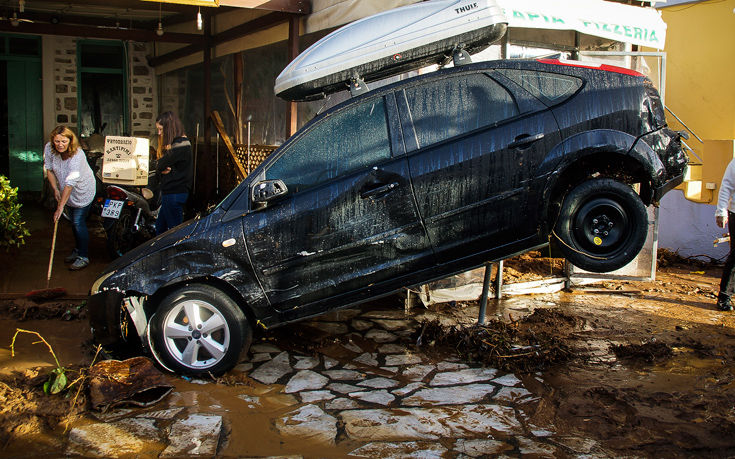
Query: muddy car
88 58 687 375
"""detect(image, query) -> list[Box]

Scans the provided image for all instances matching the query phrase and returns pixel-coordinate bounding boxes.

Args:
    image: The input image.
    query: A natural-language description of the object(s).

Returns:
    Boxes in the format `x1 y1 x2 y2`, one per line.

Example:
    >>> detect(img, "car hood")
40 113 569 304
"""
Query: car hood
101 217 204 275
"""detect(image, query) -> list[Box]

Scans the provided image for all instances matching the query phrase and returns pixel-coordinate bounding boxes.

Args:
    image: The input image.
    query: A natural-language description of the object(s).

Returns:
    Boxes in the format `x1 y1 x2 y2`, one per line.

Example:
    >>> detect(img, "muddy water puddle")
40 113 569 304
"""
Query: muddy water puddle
1 266 735 457
0 318 92 374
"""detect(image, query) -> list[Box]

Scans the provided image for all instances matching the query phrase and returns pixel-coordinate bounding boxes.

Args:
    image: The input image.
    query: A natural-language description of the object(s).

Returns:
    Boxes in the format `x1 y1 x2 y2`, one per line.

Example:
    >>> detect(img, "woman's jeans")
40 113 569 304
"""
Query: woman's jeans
68 203 92 258
157 192 188 235
719 211 735 299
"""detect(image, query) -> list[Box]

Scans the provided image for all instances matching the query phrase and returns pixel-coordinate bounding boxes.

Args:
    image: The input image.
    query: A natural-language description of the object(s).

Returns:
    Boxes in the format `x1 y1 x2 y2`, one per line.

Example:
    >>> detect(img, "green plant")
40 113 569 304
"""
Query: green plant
11 329 68 394
0 175 30 250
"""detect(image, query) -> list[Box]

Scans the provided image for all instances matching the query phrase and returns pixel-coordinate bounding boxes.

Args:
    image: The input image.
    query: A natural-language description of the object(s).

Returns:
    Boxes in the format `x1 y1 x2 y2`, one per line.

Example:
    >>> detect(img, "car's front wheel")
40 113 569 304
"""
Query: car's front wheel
149 284 251 375
554 178 648 273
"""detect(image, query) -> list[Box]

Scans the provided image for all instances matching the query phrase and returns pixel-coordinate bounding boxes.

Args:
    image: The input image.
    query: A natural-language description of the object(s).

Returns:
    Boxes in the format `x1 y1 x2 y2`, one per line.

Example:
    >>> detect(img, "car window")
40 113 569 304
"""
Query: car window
265 97 391 193
495 69 582 105
404 73 519 149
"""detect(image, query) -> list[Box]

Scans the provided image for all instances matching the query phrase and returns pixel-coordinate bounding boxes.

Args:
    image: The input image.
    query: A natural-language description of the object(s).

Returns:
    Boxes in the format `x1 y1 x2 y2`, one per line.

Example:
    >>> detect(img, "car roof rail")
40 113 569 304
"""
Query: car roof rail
348 75 370 98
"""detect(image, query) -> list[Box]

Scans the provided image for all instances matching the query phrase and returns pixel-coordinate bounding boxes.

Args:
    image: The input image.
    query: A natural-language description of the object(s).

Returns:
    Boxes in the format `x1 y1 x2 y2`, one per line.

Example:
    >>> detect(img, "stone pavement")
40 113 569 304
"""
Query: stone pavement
67 303 607 458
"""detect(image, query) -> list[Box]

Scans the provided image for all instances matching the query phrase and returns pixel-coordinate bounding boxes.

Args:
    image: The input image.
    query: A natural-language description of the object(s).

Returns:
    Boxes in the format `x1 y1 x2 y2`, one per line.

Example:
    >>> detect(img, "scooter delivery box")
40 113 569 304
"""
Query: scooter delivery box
101 136 149 186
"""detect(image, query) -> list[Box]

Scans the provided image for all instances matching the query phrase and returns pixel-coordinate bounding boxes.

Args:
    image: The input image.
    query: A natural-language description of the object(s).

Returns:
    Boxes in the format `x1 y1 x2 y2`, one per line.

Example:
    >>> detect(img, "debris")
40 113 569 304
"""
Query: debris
414 309 575 372
88 357 173 411
610 341 673 364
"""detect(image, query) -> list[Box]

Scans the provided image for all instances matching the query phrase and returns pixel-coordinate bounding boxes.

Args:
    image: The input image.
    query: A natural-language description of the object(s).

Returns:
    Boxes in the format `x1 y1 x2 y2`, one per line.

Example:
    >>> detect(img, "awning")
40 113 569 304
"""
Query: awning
496 0 667 49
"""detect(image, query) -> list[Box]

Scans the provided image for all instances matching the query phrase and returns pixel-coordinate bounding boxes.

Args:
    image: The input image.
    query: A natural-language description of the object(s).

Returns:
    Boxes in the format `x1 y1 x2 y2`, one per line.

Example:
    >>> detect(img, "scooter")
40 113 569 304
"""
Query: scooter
97 171 161 258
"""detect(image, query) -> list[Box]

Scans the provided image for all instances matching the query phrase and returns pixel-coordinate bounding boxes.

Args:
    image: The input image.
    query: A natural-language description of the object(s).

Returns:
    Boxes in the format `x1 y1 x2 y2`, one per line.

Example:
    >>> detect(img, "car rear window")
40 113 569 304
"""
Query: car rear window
265 97 391 193
496 69 582 106
403 72 519 149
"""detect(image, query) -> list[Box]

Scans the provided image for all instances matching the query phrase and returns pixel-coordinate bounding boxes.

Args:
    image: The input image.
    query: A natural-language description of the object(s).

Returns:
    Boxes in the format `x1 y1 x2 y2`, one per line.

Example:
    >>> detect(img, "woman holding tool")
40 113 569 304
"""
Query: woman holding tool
43 125 96 270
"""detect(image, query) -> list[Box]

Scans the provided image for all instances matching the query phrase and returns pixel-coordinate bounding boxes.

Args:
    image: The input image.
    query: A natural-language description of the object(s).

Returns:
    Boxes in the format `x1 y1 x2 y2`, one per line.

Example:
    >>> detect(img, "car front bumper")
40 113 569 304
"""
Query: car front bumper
88 290 125 346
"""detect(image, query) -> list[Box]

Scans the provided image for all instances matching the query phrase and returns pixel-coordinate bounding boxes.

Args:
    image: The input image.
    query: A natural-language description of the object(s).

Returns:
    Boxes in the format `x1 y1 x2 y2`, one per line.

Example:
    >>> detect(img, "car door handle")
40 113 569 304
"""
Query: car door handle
507 133 545 149
360 182 399 199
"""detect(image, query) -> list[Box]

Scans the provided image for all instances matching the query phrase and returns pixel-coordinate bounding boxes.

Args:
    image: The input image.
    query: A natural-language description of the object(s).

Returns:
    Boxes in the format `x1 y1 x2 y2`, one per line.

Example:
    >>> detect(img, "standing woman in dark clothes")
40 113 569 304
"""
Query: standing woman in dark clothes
155 111 193 235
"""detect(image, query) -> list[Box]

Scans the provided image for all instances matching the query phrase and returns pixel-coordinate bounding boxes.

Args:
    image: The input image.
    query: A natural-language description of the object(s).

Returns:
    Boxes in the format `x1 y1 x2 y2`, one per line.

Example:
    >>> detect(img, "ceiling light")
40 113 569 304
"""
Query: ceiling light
156 2 164 36
18 0 24 13
197 7 202 31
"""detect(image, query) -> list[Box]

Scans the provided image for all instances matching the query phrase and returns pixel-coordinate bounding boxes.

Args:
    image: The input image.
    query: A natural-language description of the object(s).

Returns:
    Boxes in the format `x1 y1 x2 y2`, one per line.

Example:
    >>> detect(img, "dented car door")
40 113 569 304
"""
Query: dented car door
243 95 434 318
400 71 561 264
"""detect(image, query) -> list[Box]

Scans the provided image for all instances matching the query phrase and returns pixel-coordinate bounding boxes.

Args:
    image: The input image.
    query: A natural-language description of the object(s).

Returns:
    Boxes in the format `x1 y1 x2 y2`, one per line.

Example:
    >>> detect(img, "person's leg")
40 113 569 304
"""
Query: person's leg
717 211 735 310
156 194 173 235
170 193 188 228
69 203 91 270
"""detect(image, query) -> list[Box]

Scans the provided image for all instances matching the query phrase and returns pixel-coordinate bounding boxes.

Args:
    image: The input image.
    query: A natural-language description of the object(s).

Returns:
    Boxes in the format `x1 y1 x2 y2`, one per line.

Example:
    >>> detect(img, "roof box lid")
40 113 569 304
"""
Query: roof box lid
275 0 508 102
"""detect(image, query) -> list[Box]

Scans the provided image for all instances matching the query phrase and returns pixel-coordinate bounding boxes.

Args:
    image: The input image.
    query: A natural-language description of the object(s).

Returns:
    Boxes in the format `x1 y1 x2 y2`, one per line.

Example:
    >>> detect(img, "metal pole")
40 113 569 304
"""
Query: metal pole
215 132 219 196
247 121 251 174
495 259 504 299
478 262 492 325
193 123 199 195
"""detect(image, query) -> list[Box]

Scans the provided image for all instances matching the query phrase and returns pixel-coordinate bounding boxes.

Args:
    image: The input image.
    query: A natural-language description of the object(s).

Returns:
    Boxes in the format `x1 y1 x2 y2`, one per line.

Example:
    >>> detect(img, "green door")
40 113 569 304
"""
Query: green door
6 59 43 192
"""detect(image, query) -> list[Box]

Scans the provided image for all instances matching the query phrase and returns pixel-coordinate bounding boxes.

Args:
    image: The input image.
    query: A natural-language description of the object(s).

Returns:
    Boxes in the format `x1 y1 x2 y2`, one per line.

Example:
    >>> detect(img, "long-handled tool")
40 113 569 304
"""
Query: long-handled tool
25 219 67 301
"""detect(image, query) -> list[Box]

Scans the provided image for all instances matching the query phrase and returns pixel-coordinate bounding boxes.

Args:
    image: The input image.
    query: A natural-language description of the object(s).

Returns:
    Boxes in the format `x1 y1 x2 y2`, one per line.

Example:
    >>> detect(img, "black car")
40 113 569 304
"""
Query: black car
88 58 687 375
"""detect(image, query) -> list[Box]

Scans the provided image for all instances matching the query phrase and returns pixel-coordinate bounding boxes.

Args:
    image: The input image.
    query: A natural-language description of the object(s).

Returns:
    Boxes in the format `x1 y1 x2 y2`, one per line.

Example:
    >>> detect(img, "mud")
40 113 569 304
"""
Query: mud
414 309 575 372
0 251 733 457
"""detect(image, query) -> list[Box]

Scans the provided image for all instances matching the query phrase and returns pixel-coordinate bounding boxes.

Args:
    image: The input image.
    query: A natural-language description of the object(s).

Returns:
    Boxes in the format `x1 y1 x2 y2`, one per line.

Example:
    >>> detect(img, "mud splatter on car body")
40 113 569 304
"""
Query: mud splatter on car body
89 58 687 375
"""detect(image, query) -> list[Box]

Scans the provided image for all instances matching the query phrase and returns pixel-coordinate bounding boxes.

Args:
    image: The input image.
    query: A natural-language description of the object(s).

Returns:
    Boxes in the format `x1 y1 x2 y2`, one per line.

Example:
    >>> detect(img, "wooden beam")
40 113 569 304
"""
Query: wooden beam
0 21 198 43
219 0 310 14
147 42 204 67
149 11 293 67
211 11 292 46
211 111 247 180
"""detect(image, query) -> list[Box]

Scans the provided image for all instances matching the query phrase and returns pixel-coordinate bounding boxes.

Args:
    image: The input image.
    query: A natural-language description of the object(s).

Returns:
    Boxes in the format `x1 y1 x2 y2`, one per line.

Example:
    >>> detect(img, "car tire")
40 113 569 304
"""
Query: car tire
554 178 648 273
105 208 135 258
149 284 251 376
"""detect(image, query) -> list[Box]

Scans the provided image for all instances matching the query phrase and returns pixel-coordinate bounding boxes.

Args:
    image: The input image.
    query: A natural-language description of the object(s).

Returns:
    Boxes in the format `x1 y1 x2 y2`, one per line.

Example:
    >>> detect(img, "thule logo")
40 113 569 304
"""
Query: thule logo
455 2 478 14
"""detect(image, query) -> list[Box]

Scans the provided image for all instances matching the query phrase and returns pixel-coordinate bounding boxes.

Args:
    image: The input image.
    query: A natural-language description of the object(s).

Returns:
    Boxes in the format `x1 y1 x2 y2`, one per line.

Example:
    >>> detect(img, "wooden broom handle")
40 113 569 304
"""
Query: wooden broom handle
46 219 58 289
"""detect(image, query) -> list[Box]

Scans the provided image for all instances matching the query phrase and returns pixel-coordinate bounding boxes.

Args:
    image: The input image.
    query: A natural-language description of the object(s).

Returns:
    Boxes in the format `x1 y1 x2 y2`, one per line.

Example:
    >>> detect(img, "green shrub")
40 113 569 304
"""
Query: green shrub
0 175 30 249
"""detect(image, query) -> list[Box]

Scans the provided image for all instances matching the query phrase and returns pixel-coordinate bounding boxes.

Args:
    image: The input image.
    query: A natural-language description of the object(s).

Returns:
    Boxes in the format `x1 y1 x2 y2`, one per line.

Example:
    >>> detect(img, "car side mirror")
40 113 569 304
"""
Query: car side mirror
252 179 288 204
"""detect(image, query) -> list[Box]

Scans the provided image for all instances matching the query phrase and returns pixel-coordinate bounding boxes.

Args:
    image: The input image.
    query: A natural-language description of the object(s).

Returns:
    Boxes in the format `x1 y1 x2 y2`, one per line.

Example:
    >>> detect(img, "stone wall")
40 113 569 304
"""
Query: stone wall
47 38 157 138
52 37 78 128
129 41 158 138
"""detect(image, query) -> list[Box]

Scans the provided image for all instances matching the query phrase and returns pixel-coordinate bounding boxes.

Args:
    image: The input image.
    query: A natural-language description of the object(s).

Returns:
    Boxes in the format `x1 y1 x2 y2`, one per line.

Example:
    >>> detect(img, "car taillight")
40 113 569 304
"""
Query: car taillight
106 186 128 201
536 58 645 77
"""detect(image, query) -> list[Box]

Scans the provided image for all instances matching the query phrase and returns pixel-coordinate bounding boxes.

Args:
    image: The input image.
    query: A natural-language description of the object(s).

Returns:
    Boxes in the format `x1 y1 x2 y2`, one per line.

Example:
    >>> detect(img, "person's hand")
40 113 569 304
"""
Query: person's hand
161 167 172 175
717 215 727 228
53 189 61 202
53 206 63 222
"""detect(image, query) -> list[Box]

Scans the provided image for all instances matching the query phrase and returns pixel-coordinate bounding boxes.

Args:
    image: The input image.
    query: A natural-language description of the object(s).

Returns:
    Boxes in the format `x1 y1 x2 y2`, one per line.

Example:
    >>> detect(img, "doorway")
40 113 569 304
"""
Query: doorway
77 41 128 139
0 34 43 193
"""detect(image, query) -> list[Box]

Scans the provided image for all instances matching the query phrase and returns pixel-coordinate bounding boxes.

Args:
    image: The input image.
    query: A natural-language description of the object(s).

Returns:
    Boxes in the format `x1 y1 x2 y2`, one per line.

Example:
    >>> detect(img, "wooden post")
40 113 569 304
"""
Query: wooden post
202 9 213 201
234 52 244 144
286 16 299 137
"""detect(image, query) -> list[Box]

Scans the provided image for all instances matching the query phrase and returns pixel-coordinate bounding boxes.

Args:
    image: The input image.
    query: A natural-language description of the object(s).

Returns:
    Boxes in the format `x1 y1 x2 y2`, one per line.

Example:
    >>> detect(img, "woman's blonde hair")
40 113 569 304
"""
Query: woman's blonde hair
49 125 80 157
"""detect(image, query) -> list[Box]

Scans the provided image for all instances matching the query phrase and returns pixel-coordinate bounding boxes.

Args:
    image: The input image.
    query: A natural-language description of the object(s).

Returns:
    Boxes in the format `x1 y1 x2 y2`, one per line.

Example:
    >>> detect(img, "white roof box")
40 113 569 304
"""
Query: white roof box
275 0 507 102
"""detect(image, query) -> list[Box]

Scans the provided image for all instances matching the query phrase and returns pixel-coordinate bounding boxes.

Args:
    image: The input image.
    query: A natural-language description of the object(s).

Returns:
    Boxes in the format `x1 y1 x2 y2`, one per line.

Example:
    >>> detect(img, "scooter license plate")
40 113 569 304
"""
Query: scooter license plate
101 199 124 219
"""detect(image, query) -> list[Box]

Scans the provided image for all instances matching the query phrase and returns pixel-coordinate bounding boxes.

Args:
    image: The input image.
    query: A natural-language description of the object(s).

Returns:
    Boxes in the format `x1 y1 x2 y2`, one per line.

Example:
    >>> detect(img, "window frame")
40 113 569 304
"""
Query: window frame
262 94 395 194
398 71 523 152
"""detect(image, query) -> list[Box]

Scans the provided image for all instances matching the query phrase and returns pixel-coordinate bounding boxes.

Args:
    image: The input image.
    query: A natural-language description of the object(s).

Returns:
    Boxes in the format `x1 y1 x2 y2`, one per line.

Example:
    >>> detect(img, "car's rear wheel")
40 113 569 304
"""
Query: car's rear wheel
149 284 251 375
554 178 648 273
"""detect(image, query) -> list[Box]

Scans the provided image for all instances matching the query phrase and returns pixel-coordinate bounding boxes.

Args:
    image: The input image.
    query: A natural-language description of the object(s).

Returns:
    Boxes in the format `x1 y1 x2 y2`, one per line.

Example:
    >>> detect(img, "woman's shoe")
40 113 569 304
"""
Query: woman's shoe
70 257 89 271
64 249 79 263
